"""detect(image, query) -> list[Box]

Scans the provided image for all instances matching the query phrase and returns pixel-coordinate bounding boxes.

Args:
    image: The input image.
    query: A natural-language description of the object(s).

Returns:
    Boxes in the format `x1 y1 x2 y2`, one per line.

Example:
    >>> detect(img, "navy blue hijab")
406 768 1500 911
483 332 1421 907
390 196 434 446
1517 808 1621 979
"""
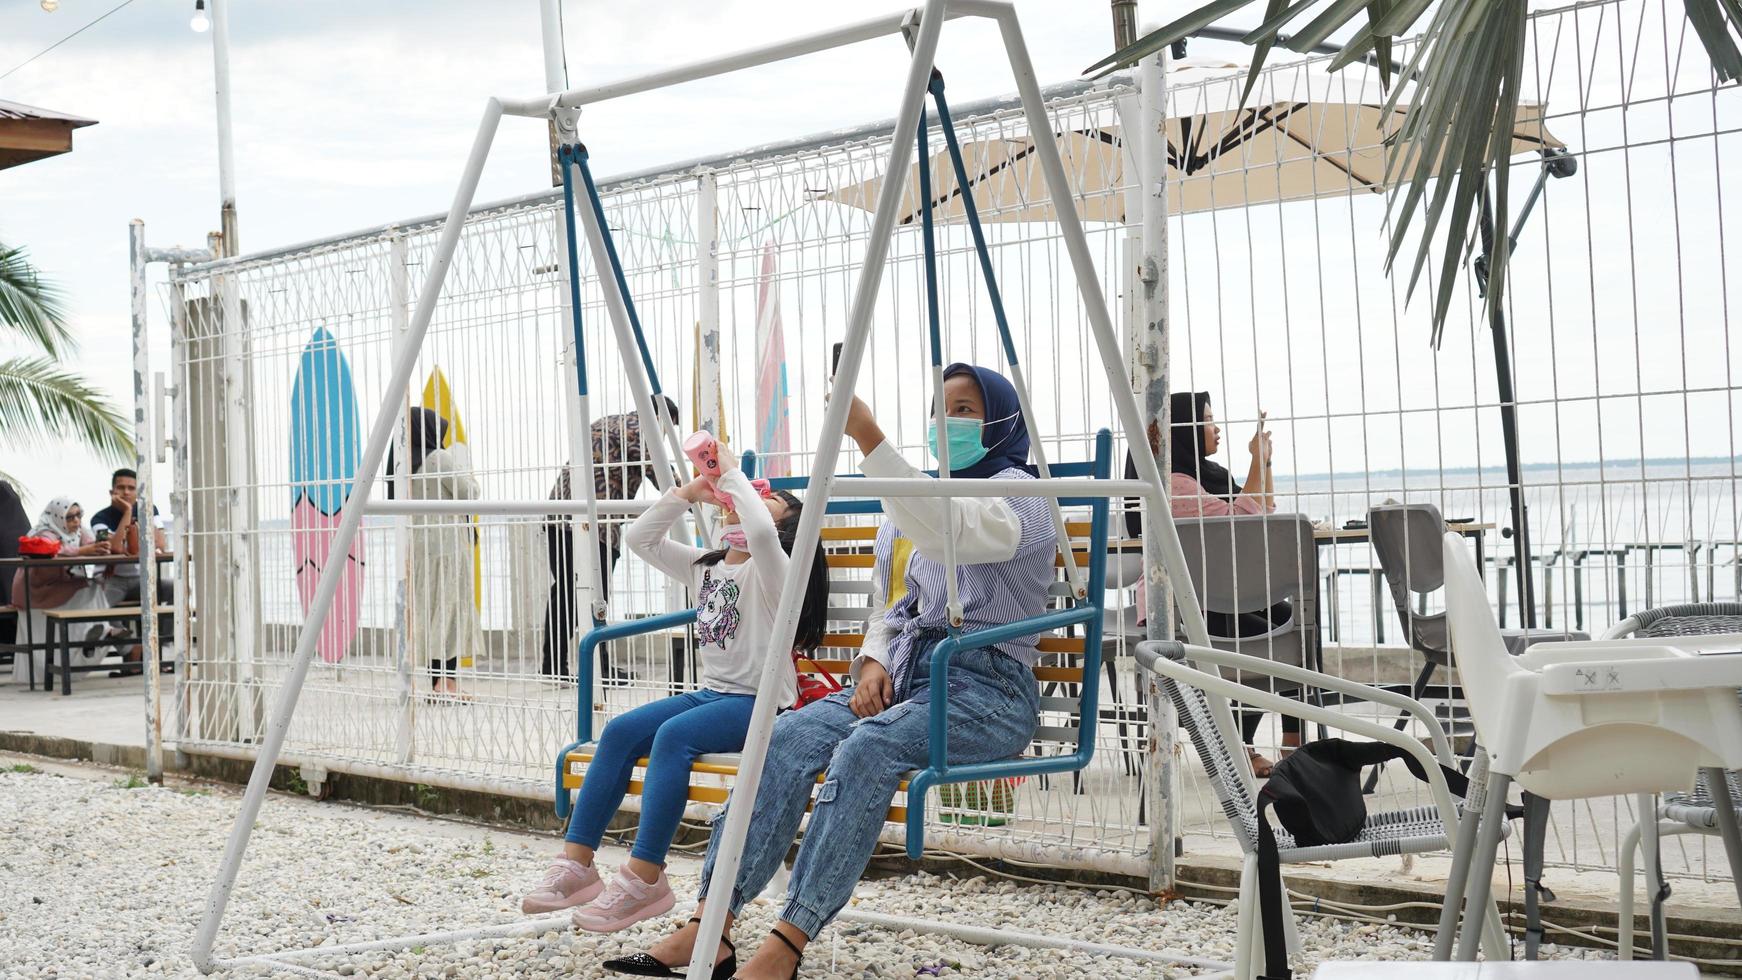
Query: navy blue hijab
939 363 1036 478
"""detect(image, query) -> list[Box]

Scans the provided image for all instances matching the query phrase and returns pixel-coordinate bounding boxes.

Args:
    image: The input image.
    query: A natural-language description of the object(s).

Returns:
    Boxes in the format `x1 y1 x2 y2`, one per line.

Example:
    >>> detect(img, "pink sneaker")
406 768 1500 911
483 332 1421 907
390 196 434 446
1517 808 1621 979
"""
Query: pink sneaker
520 857 604 914
570 865 675 933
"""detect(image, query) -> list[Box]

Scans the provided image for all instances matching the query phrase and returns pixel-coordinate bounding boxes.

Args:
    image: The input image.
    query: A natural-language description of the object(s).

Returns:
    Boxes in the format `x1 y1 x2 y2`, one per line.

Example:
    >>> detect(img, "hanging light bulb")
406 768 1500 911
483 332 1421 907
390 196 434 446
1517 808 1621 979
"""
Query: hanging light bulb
40 0 60 11
190 0 210 33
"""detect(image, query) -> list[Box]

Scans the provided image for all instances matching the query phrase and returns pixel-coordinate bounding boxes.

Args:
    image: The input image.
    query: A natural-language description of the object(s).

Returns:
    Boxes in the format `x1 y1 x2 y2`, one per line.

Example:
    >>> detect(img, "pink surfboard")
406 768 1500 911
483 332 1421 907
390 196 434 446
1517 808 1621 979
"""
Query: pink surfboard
289 327 366 664
291 501 366 664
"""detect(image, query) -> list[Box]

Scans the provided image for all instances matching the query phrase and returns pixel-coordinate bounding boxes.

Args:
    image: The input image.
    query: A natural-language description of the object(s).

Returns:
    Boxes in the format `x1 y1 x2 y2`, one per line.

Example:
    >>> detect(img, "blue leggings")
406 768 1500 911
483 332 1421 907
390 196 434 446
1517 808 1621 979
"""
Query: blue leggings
566 689 754 866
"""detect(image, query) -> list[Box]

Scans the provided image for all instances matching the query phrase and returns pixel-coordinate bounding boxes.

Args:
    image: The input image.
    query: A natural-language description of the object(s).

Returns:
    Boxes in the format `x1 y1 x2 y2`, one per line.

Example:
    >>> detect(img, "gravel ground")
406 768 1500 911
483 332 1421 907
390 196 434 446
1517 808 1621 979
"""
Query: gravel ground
0 761 1613 979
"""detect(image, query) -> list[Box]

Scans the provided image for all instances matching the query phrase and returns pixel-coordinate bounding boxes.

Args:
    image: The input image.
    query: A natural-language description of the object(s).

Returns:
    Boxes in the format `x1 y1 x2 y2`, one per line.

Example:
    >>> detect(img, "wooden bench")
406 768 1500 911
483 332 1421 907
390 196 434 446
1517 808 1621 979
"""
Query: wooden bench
40 605 185 696
555 430 1113 857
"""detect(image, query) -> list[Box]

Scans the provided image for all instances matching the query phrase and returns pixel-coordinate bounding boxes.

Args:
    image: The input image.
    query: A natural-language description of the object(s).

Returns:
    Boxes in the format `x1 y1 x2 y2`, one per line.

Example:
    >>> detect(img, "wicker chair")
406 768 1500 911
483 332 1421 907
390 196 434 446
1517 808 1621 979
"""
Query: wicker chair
1609 603 1742 961
1134 640 1507 977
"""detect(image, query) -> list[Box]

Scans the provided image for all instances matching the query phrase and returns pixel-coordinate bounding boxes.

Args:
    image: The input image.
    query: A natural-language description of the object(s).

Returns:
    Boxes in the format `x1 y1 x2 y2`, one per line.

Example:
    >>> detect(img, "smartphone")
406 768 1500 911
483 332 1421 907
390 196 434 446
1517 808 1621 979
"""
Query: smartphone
831 342 844 380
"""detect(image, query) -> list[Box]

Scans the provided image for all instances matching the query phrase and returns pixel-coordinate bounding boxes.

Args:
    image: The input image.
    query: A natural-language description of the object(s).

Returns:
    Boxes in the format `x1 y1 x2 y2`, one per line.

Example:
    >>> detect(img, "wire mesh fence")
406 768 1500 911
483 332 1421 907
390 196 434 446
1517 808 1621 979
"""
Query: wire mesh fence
158 0 1738 888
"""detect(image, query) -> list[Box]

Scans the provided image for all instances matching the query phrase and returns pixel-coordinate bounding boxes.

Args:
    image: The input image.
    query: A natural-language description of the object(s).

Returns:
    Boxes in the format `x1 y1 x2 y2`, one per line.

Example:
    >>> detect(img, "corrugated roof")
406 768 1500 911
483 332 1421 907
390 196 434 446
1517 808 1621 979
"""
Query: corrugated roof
0 98 97 127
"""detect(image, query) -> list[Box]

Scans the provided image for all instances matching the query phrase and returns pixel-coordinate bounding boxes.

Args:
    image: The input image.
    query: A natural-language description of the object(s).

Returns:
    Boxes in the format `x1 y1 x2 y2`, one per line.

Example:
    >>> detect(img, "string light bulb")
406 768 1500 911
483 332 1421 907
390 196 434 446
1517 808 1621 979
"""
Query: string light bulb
40 0 60 11
190 0 210 33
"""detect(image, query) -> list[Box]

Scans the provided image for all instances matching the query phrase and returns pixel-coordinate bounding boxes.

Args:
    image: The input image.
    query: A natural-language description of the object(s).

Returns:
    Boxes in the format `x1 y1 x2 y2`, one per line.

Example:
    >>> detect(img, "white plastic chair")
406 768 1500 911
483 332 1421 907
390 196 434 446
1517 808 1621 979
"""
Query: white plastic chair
1439 532 1742 960
1604 603 1742 961
1134 639 1508 977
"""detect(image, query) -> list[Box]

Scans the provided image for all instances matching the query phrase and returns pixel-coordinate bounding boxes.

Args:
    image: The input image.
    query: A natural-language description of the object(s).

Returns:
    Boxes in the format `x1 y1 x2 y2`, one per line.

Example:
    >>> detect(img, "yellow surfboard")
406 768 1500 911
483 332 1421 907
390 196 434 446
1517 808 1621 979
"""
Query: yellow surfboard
421 368 482 667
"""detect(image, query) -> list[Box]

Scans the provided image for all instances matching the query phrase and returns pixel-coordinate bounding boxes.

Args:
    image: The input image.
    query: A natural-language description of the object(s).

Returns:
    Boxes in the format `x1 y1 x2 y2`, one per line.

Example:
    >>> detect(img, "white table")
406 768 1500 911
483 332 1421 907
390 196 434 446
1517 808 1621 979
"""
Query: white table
1315 962 1697 978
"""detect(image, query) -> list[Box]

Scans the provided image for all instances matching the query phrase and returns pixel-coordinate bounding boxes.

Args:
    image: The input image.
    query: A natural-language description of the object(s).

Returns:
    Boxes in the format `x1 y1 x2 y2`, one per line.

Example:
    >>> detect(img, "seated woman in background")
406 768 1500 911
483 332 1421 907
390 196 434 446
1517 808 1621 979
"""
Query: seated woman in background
9 497 110 685
1167 390 1273 517
1127 391 1297 776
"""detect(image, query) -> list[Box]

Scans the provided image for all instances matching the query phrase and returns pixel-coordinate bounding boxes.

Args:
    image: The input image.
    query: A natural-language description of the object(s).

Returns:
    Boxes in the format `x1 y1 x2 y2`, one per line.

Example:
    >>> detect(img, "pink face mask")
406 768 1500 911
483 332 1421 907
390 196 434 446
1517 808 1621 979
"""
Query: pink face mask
720 528 749 552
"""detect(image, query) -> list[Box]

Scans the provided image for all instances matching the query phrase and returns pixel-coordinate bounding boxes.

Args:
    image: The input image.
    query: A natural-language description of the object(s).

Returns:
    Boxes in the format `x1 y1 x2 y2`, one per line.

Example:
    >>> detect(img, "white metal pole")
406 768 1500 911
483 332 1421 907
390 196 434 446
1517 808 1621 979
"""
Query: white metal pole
211 0 237 254
366 499 656 517
191 98 505 974
389 230 416 763
168 274 193 768
504 7 973 116
130 221 165 785
988 8 1201 646
697 174 723 438
218 254 257 739
1135 43 1178 894
834 909 1230 971
993 0 1248 809
684 3 948 976
537 1 605 637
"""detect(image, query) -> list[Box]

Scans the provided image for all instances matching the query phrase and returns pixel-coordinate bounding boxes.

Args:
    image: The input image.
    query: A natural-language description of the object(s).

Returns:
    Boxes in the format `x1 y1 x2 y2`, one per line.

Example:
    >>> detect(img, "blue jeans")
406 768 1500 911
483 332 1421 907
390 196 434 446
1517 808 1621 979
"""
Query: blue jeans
697 632 1039 938
566 688 754 866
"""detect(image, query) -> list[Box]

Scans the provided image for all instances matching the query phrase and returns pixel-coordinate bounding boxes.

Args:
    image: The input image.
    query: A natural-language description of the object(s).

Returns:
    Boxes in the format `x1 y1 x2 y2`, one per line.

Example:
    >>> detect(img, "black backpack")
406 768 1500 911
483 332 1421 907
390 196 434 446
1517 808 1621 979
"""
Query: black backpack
1253 739 1479 980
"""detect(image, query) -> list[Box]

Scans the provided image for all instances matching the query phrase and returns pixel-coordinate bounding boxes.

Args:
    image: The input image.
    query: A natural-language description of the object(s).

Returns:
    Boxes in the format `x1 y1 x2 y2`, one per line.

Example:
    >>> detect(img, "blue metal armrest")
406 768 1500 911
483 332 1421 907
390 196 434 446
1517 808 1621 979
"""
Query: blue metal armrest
904 604 1106 855
553 609 697 819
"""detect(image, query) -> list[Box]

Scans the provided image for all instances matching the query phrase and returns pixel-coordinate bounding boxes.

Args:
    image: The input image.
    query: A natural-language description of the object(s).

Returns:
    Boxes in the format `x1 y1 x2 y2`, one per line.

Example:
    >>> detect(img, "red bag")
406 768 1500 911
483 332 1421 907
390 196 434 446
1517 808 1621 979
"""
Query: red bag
792 652 843 708
17 536 60 558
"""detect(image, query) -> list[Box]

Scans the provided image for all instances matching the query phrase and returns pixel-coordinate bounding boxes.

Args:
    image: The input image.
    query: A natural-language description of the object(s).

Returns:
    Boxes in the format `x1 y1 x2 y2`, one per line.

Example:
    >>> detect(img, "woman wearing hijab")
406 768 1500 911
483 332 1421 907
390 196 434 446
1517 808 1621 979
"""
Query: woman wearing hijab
9 497 110 684
1127 391 1297 775
610 363 1056 980
394 408 484 700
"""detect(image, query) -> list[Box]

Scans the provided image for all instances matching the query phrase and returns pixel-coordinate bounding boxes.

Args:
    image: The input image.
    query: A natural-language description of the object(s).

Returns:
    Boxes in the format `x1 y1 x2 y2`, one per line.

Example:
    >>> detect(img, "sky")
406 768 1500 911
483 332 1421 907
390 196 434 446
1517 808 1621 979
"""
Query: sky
2 0 1737 540
0 0 1246 521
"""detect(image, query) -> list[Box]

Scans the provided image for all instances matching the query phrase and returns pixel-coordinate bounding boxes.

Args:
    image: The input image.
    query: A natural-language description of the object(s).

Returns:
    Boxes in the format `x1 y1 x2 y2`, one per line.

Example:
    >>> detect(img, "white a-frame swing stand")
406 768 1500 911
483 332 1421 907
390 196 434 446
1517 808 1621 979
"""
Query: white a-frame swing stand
190 3 1220 977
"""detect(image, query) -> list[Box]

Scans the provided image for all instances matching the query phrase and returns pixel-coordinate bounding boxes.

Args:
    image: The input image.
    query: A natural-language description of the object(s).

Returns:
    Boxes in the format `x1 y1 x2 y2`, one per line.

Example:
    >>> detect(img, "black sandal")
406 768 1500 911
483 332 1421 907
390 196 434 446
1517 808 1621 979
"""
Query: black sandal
602 917 735 979
735 928 803 980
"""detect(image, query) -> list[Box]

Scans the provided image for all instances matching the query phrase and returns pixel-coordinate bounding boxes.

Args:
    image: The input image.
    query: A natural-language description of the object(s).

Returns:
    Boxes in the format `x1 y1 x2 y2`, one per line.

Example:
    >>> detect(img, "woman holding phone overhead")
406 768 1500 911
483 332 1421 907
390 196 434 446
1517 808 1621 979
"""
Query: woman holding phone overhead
606 363 1056 980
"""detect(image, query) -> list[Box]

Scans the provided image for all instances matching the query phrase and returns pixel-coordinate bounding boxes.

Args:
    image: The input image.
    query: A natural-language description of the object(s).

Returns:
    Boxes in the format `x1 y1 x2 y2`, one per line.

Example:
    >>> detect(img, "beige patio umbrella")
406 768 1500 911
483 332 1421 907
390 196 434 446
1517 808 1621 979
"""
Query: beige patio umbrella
823 59 1562 223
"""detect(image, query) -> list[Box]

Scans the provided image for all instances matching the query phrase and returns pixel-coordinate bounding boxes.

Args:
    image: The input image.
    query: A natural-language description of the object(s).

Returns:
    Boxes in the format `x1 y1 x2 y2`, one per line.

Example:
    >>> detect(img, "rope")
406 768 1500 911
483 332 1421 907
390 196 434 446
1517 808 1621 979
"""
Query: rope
922 71 1086 600
915 100 964 628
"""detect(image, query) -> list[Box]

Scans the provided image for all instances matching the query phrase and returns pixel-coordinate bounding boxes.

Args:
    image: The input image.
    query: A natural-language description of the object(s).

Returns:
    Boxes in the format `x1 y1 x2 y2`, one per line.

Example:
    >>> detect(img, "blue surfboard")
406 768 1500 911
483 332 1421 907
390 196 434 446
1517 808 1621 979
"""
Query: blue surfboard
289 326 362 515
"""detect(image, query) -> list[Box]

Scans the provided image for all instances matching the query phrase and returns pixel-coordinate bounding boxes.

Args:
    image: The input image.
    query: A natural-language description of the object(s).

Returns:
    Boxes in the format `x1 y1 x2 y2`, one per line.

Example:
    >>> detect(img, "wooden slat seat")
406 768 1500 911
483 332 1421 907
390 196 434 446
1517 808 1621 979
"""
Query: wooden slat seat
561 748 912 823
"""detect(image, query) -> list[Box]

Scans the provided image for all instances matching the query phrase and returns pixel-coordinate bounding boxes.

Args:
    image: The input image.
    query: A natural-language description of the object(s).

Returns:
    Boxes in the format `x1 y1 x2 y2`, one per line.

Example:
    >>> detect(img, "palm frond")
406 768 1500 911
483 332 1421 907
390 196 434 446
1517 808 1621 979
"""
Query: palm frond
0 355 131 462
0 243 75 359
1082 0 1742 343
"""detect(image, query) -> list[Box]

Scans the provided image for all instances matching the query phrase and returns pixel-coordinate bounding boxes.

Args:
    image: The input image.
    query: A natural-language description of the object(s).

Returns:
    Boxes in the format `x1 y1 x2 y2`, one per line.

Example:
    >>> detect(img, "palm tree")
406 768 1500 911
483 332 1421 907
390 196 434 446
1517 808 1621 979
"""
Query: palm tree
0 240 131 493
1085 0 1742 340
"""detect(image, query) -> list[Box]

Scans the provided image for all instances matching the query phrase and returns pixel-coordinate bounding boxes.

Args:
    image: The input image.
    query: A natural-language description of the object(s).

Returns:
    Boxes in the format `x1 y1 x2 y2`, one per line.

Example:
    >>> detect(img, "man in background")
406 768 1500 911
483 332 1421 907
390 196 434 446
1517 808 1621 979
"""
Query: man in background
88 468 174 672
542 396 681 681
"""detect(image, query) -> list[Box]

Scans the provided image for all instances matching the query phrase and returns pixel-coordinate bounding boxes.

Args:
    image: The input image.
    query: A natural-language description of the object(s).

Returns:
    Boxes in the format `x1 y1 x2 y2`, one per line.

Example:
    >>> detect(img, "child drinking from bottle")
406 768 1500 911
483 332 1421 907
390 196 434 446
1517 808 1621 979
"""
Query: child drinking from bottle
521 438 830 934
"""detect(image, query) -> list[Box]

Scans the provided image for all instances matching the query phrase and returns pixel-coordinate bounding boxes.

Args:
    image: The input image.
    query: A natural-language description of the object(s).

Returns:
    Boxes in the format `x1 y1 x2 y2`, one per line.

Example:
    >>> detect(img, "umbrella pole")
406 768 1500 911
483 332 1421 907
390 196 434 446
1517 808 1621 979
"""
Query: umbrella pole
1474 152 1576 630
1476 185 1535 628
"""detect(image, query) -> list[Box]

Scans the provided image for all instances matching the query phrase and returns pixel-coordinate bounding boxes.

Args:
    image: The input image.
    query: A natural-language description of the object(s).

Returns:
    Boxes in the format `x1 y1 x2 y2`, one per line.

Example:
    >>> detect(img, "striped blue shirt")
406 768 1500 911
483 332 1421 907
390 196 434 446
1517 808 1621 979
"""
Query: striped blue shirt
874 466 1059 682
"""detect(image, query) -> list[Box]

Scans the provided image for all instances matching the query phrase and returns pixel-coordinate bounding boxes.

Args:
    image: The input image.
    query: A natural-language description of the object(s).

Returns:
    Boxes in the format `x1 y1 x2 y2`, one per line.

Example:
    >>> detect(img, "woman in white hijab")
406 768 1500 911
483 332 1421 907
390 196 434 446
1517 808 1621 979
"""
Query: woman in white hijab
9 497 110 683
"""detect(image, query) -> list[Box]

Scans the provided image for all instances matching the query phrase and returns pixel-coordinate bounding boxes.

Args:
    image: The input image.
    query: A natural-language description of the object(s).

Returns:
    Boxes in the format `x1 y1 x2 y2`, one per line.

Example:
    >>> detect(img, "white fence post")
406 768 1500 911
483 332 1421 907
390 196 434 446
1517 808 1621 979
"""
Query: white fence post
1135 45 1176 895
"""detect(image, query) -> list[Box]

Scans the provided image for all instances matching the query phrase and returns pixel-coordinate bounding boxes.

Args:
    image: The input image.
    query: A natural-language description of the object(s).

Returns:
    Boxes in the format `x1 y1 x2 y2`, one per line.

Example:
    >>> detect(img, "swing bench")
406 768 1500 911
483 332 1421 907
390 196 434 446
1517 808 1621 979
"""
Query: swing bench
554 430 1112 858
551 63 1127 858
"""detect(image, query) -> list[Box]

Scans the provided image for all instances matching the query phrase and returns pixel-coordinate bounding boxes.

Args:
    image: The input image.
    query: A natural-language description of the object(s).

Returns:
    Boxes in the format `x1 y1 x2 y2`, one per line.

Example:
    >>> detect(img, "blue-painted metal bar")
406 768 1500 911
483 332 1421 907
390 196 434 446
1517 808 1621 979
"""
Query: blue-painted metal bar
929 74 1020 369
572 147 665 395
556 146 592 397
915 106 946 370
556 609 697 819
904 429 1112 857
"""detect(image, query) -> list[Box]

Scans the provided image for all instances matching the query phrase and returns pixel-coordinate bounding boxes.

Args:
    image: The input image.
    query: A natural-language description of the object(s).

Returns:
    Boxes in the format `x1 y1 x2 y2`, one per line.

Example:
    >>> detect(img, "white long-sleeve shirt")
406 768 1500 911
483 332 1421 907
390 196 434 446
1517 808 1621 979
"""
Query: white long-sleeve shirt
850 441 1058 684
623 469 798 706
